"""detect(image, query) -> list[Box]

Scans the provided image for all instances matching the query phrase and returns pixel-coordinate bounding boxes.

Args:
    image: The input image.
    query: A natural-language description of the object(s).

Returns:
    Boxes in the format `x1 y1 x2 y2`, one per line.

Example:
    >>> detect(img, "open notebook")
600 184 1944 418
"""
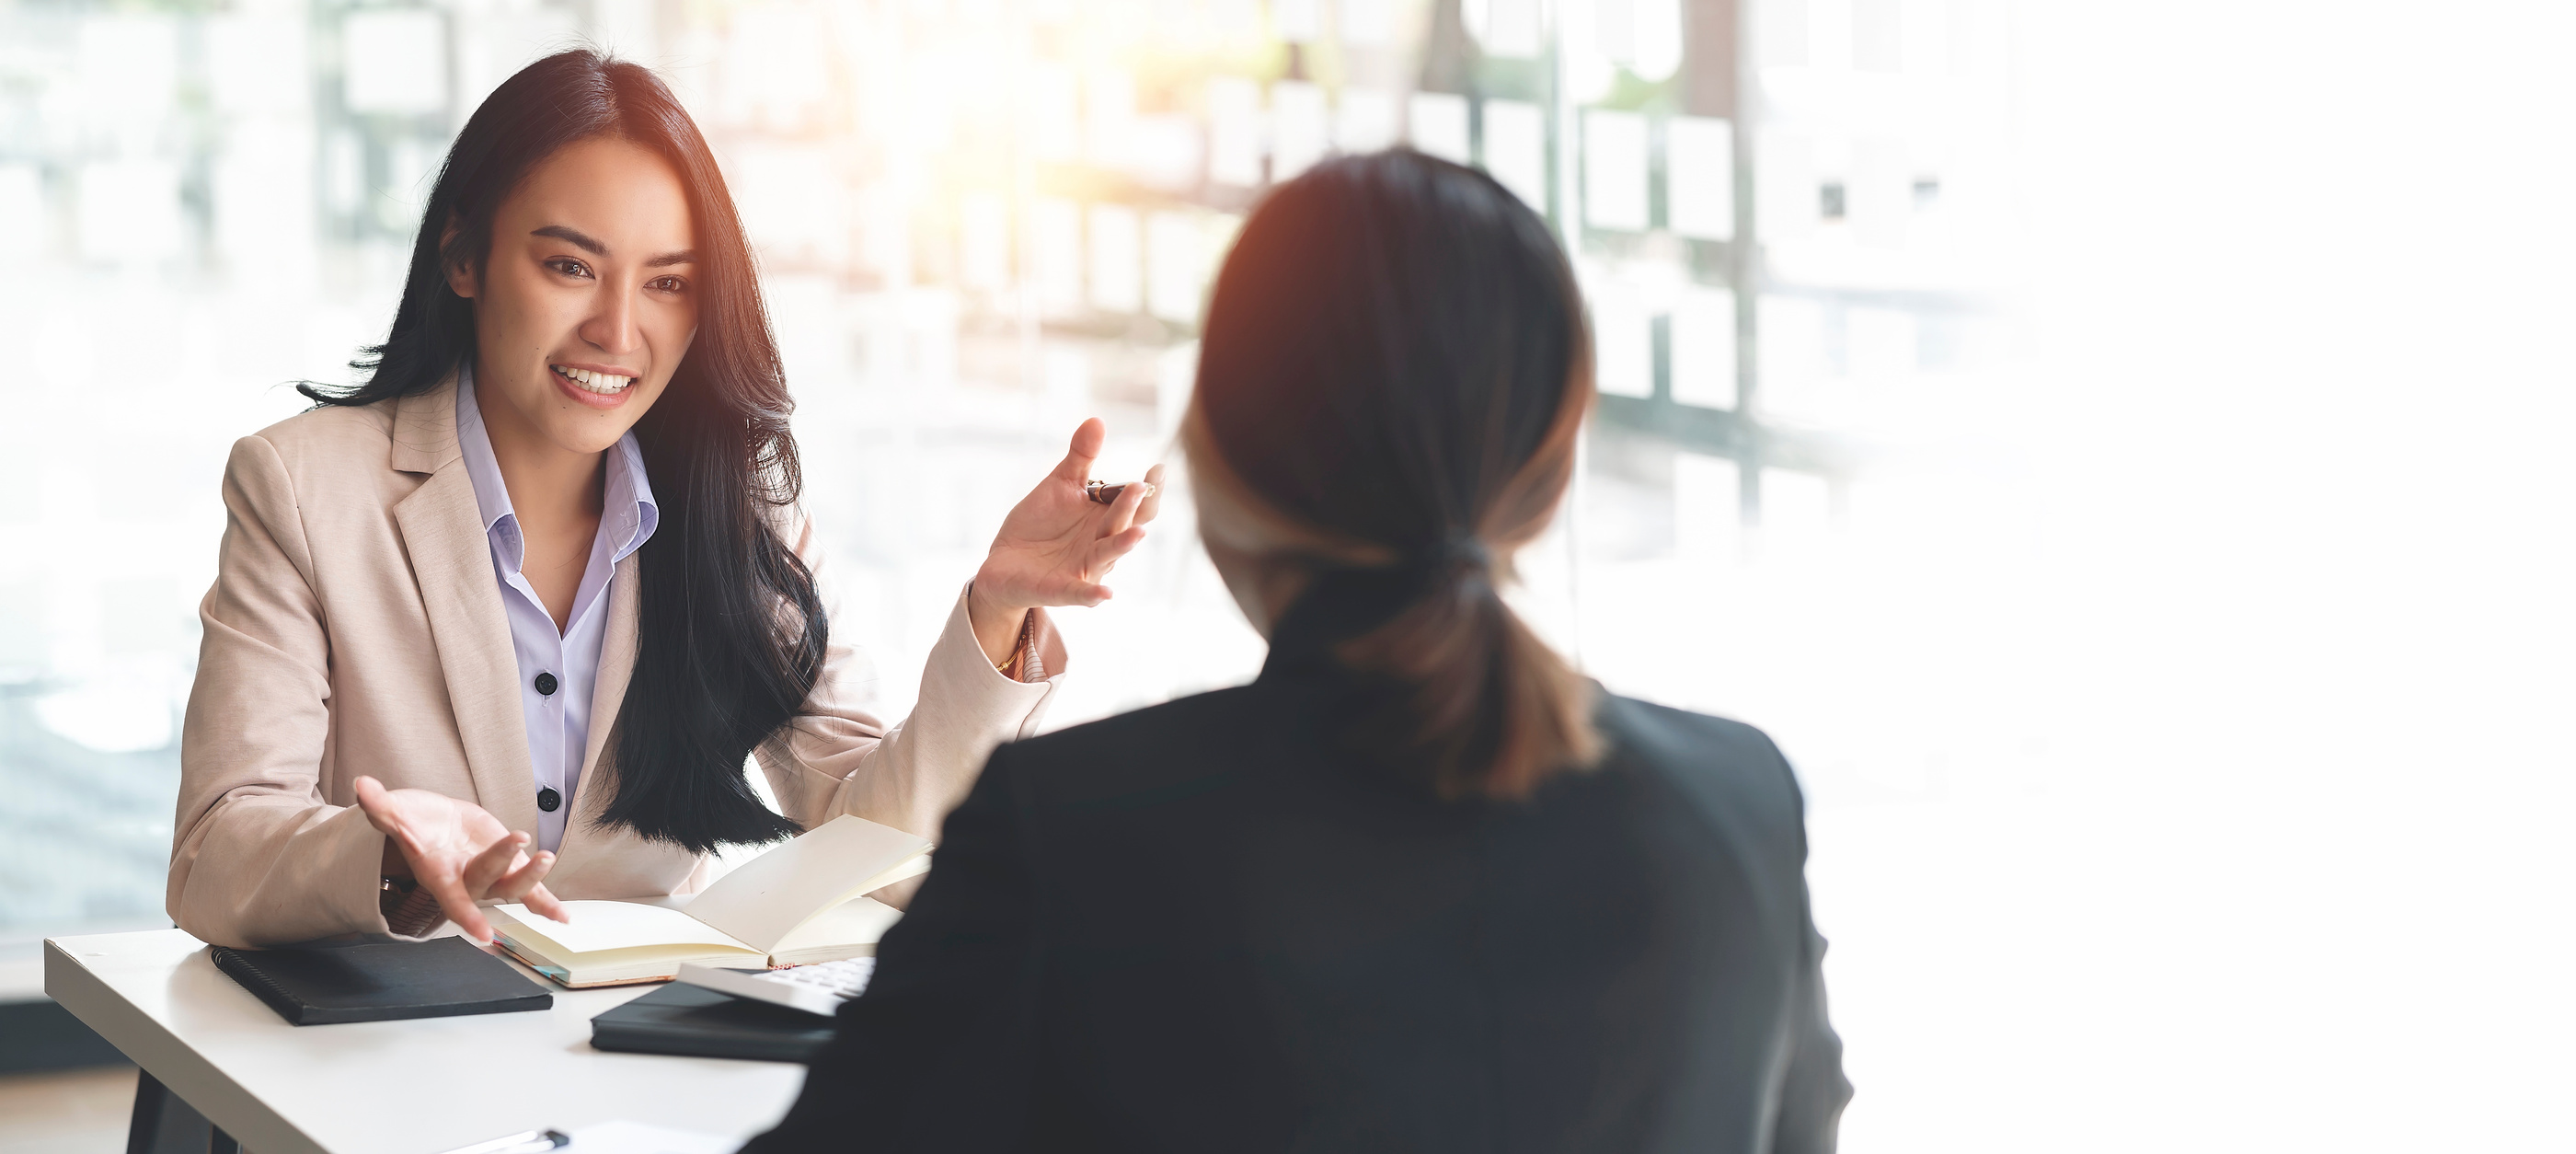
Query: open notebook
488 815 930 987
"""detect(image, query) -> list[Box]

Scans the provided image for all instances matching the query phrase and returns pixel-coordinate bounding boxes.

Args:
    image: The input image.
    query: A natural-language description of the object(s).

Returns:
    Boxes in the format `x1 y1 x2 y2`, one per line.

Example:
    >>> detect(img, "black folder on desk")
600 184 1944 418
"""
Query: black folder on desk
590 982 837 1063
212 937 553 1025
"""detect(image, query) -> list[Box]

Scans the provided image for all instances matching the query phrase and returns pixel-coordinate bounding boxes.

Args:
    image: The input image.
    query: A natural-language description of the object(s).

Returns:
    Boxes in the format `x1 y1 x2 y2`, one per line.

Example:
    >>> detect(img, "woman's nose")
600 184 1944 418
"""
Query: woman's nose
579 288 643 354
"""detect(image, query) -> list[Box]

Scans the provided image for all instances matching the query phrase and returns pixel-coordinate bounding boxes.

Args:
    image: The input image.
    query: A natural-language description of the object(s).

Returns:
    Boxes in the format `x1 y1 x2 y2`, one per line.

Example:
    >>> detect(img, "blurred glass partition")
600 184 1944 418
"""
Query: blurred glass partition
1563 0 2030 781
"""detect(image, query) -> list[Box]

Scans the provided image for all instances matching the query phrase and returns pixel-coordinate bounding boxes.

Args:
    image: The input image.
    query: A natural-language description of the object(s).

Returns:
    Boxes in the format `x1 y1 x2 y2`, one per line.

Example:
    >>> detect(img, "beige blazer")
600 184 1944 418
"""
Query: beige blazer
170 378 1064 949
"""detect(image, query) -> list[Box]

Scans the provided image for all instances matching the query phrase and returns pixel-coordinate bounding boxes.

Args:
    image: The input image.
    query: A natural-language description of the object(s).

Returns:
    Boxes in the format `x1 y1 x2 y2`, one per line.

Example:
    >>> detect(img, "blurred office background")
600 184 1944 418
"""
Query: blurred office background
0 0 2568 1150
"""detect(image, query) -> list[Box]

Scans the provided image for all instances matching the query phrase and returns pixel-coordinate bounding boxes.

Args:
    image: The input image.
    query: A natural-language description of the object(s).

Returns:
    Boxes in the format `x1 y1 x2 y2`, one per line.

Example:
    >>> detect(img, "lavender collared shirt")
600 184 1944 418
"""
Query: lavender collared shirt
455 370 660 852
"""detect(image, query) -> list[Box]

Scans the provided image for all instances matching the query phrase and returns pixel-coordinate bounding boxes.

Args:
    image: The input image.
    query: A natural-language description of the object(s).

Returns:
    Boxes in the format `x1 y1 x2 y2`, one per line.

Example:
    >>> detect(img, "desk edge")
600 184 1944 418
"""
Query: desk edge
45 937 331 1154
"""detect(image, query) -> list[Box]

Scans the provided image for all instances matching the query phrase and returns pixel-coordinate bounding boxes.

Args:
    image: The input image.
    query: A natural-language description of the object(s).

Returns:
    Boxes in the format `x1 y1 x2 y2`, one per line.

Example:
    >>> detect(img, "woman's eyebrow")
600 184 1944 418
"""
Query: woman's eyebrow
532 224 607 255
532 225 690 267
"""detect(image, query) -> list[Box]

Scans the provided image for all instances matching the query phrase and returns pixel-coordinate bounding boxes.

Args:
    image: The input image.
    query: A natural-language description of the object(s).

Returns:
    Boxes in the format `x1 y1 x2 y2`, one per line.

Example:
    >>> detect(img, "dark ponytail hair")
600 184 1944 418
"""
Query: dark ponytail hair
301 50 815 852
1187 150 1601 800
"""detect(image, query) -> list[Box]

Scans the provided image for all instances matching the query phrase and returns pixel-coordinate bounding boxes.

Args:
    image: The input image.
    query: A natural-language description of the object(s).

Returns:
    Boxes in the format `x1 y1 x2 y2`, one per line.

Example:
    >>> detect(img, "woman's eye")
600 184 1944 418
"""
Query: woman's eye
547 258 592 279
649 276 687 294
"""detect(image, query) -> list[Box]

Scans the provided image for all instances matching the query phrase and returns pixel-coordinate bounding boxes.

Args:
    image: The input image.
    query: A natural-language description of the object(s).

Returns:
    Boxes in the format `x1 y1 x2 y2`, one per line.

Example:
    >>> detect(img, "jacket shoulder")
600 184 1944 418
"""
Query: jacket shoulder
988 687 1267 802
202 398 422 558
246 398 397 460
1597 695 1787 774
222 397 411 502
1593 694 1809 840
1006 686 1261 765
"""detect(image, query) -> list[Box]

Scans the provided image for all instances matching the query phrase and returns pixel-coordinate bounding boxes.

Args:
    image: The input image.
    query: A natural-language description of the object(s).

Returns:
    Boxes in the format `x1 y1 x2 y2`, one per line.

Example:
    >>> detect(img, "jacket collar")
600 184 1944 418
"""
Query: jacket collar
389 373 463 476
385 370 543 837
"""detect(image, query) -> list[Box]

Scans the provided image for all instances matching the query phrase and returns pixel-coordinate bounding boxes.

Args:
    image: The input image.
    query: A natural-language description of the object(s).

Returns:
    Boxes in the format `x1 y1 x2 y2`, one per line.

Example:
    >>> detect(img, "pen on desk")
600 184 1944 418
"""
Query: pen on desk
437 1128 569 1154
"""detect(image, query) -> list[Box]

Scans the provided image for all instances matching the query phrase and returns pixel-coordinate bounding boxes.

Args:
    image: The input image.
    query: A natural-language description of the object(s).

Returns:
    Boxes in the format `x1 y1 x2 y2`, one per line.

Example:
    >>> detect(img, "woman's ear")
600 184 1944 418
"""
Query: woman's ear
439 214 477 299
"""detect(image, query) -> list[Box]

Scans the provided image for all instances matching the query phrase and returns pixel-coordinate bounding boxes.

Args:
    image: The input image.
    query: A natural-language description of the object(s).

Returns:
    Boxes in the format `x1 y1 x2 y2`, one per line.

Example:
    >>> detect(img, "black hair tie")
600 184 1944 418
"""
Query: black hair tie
1269 532 1495 663
1405 532 1491 583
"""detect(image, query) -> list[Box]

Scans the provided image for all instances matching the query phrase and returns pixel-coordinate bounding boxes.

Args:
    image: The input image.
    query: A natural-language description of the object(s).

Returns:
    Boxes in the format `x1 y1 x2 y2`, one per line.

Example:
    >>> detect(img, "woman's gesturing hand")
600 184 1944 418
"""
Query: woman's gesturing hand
353 775 568 944
967 418 1165 663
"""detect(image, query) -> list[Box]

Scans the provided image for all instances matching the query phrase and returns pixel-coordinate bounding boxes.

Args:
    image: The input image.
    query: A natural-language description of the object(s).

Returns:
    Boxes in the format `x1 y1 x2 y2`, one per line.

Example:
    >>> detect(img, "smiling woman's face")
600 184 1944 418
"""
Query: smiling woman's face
449 134 698 456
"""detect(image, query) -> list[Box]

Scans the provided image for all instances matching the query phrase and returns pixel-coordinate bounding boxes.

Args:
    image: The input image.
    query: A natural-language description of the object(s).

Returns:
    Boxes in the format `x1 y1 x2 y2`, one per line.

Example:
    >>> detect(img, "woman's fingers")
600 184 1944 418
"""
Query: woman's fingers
1050 417 1108 485
425 875 495 943
489 849 558 906
461 831 531 896
434 832 530 943
1100 475 1151 536
1086 525 1150 574
519 883 570 925
352 779 544 943
351 776 428 867
352 776 398 833
1134 463 1166 525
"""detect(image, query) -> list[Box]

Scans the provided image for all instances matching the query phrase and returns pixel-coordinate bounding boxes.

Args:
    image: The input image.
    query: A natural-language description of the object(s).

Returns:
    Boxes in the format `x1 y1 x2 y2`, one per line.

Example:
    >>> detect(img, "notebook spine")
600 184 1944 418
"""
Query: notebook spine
211 947 311 1025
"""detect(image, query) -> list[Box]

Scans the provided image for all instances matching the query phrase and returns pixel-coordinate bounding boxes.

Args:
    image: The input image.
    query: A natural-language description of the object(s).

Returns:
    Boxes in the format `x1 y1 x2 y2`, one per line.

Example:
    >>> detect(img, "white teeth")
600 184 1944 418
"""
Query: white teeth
553 365 634 395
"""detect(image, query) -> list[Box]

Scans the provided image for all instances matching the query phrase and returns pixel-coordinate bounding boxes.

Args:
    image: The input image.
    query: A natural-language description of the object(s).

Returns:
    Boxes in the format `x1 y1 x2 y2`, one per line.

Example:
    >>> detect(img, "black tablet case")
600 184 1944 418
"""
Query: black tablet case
589 982 837 1063
211 937 553 1025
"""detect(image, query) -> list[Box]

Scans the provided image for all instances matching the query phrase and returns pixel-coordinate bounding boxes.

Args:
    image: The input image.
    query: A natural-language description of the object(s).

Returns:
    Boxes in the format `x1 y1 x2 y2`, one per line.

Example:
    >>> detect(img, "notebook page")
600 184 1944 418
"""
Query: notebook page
770 895 907 962
490 900 756 955
686 815 933 952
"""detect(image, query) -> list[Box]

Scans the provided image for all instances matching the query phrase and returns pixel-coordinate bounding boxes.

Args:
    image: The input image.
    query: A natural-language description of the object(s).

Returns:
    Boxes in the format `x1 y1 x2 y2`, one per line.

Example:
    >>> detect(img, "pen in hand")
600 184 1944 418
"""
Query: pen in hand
1084 480 1141 505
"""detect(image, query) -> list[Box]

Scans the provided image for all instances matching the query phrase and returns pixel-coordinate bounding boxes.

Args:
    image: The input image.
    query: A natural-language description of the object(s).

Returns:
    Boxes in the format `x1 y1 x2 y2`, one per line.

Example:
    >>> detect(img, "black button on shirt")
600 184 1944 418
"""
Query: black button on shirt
537 787 561 813
535 672 558 696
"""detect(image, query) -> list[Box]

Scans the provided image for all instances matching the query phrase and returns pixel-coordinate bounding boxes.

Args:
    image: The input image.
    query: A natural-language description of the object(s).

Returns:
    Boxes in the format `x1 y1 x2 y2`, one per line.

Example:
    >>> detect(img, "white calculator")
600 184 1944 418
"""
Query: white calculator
673 957 876 1017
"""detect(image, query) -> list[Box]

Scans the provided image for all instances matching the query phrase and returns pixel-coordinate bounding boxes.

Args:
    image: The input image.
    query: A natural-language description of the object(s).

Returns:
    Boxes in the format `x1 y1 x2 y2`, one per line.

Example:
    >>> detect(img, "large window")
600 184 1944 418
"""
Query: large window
0 0 2028 924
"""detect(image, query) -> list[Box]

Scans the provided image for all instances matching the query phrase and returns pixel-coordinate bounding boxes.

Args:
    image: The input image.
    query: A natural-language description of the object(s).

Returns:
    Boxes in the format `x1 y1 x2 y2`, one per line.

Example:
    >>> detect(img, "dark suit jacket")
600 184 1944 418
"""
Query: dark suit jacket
746 581 1850 1153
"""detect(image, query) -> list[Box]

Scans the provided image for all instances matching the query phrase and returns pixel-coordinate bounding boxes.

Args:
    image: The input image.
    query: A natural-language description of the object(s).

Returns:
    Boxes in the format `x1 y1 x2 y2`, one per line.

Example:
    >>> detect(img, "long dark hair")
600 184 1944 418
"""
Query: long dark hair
301 50 817 852
1186 150 1601 799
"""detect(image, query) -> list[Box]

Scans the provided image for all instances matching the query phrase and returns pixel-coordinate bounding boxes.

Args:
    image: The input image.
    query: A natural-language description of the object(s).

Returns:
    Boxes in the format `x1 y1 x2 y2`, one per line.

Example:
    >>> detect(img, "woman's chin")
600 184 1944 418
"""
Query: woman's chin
523 382 655 454
534 410 645 456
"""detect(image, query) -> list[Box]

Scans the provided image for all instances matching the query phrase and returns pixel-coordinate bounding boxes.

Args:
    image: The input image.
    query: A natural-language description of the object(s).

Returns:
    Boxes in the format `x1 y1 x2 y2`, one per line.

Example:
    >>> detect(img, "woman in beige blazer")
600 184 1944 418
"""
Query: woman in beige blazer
170 52 1159 950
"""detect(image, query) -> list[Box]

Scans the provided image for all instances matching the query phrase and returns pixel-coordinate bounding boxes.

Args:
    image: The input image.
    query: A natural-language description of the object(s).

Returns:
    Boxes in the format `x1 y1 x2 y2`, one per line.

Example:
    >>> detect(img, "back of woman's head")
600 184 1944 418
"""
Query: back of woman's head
1187 149 1601 800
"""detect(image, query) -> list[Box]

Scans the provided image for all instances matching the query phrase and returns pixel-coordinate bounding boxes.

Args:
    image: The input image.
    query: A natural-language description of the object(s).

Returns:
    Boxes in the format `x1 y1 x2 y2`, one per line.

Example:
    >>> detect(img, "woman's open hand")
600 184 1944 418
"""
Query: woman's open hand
354 775 567 944
968 418 1165 662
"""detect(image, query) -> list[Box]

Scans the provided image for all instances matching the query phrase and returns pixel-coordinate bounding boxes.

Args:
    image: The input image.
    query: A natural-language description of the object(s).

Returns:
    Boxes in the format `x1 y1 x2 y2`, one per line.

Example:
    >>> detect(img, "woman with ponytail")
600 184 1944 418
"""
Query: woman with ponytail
753 151 1848 1153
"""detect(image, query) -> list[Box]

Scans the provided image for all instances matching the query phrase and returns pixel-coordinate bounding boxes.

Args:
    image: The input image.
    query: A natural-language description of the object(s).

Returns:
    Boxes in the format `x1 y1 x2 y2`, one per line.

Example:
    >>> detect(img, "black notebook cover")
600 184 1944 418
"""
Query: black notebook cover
212 937 553 1026
590 982 837 1063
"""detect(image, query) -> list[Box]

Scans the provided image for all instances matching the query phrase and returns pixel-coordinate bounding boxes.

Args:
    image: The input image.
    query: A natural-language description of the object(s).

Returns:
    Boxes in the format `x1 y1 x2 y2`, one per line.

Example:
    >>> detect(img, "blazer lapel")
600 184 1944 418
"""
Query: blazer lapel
389 381 541 839
553 550 640 874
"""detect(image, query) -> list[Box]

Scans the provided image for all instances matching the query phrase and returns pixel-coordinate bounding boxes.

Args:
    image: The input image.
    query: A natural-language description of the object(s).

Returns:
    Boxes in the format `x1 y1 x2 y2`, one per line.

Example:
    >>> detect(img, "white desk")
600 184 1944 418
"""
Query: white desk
44 929 805 1154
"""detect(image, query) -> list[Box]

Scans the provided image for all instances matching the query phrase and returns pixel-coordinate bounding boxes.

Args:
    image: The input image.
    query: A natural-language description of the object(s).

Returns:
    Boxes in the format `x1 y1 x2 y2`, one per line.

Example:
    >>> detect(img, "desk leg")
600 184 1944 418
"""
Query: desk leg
127 1070 242 1154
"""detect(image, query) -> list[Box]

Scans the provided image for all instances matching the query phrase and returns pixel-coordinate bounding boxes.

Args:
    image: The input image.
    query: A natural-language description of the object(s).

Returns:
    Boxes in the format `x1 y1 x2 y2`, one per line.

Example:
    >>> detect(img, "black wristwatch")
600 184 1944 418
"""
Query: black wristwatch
379 875 445 937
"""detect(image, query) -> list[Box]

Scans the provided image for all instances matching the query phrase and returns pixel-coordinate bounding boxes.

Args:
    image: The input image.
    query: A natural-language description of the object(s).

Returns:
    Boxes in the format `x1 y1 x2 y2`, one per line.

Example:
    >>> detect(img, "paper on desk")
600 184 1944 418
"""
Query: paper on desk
565 1120 735 1154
